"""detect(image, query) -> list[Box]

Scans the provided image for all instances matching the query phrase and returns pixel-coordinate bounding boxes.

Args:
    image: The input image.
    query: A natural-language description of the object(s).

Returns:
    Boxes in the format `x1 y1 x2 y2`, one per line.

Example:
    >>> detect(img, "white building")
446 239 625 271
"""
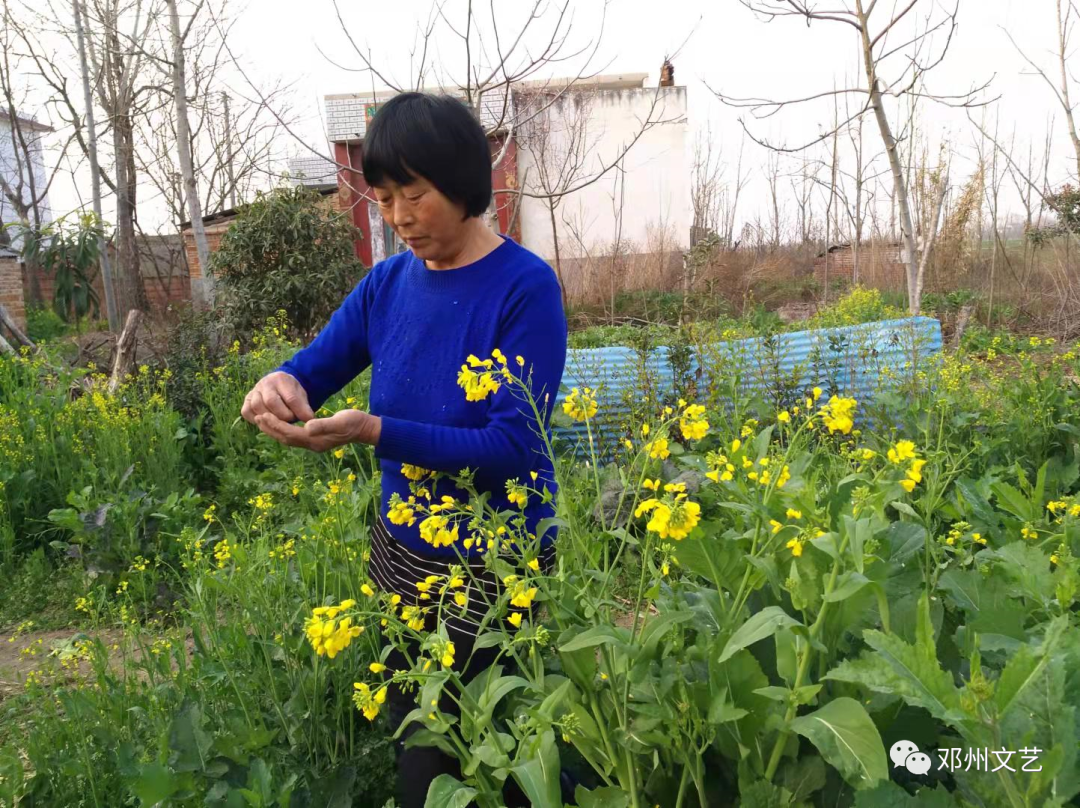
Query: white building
318 68 690 299
0 110 53 250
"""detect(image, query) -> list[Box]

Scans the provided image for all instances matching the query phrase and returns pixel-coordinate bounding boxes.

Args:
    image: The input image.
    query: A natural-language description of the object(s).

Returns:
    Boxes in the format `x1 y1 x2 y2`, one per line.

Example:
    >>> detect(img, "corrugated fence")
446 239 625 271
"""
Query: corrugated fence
550 316 943 456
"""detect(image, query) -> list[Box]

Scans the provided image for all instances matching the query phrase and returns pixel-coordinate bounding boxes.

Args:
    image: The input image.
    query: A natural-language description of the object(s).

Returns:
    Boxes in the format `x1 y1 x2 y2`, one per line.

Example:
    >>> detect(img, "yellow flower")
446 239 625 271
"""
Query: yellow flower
507 578 538 609
441 641 456 669
454 592 468 608
777 411 791 424
642 423 650 437
887 440 917 465
369 662 387 673
819 396 857 435
678 404 709 441
972 533 986 546
900 479 916 493
770 519 783 534
401 463 432 481
361 583 376 597
562 387 599 422
786 508 802 520
786 537 805 557
1021 526 1037 541
334 448 345 459
457 362 501 401
418 514 459 548
527 558 540 572
731 439 741 452
508 612 523 628
516 355 525 367
352 682 388 721
401 605 427 632
812 387 823 400
643 478 660 491
388 498 417 527
645 439 670 460
492 348 506 365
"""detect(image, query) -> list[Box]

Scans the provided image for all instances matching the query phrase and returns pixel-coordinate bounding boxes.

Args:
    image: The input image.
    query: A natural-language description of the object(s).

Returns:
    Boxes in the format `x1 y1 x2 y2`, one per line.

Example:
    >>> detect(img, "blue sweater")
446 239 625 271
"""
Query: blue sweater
275 235 568 558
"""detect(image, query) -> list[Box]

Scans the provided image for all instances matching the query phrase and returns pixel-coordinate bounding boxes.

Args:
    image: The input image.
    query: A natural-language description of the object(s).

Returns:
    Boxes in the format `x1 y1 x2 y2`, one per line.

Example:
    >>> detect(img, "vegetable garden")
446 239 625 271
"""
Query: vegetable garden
1 297 1079 808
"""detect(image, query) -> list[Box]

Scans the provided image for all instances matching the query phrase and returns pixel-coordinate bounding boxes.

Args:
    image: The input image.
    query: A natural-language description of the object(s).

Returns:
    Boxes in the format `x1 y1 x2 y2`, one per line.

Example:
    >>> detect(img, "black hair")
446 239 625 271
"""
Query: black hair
362 92 492 219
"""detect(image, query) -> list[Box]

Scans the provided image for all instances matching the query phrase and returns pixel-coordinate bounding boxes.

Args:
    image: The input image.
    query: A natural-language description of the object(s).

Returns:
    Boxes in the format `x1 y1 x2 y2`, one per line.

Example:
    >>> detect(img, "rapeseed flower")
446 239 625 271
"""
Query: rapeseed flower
678 403 709 440
645 438 670 460
563 387 599 421
352 682 388 721
401 463 431 481
387 496 418 527
819 396 857 435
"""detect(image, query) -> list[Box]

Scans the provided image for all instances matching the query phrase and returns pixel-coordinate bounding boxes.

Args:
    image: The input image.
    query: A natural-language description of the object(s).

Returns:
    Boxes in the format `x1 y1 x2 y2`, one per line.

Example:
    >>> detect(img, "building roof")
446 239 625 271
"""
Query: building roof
323 72 663 144
178 186 339 230
0 110 54 133
288 153 340 188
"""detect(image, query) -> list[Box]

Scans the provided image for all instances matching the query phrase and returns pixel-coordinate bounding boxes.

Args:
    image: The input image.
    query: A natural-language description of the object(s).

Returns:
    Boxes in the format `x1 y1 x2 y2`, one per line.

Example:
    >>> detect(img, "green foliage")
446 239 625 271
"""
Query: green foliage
22 213 105 323
209 184 366 339
1 307 1079 806
24 305 71 342
809 286 903 330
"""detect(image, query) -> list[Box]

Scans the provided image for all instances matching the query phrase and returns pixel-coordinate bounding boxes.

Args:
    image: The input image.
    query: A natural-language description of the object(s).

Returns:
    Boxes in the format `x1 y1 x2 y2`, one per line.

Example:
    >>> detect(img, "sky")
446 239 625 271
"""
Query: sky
42 0 1080 234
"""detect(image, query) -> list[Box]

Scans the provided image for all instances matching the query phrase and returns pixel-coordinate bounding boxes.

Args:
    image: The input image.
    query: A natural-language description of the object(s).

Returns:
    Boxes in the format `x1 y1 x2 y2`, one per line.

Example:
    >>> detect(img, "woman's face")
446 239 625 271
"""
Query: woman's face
372 175 467 262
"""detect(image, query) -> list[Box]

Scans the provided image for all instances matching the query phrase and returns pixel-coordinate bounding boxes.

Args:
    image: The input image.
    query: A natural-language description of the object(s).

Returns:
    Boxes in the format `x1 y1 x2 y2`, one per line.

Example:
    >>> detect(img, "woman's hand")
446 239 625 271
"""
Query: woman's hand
252 408 382 453
241 371 317 424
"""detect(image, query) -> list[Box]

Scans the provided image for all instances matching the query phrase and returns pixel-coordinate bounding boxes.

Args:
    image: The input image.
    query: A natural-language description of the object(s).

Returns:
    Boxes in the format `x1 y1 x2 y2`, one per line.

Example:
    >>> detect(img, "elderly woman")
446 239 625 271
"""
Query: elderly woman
240 92 568 806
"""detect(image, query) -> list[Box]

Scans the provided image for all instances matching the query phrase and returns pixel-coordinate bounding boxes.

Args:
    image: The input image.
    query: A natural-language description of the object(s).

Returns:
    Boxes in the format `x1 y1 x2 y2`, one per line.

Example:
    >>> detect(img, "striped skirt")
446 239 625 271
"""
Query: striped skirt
367 516 556 635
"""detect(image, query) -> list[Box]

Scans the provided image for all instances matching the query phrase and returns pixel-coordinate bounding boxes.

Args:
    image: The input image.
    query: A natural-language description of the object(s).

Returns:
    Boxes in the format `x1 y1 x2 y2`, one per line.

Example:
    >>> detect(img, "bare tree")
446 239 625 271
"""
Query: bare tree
691 125 725 240
1003 1 1080 181
715 0 990 314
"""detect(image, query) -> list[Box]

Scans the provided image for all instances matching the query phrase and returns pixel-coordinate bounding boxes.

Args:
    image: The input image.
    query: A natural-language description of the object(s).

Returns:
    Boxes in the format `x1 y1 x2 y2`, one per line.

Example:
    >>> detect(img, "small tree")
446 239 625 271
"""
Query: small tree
22 213 105 325
209 185 364 339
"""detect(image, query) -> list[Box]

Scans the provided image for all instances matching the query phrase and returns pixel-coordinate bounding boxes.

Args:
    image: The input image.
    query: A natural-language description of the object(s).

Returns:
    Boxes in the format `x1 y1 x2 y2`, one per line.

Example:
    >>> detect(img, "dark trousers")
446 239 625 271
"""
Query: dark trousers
384 612 530 808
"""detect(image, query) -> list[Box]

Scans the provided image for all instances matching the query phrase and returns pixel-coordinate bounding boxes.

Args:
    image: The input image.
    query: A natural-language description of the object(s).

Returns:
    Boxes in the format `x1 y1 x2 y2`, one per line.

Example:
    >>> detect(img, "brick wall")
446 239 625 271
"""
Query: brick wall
814 243 908 290
0 256 26 334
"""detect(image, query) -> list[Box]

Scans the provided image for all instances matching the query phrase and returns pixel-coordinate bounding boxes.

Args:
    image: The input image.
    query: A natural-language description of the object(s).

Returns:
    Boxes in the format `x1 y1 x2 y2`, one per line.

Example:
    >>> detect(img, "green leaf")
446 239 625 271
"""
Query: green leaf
423 774 478 808
168 701 213 773
824 572 872 603
826 593 964 725
509 730 562 808
885 521 925 563
991 481 1035 522
559 625 628 653
718 607 802 663
133 762 178 806
574 785 630 808
789 697 888 790
673 534 743 592
853 781 960 807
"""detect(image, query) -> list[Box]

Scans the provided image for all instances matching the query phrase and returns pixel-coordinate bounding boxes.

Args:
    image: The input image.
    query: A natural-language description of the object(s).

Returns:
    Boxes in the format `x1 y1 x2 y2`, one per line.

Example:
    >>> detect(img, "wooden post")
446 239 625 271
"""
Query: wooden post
0 303 36 350
108 309 142 394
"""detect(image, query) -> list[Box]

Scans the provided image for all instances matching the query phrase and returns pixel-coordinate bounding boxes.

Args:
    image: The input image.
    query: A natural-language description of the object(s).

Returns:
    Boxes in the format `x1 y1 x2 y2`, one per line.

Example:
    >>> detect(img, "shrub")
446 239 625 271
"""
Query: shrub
24 306 70 342
209 185 366 339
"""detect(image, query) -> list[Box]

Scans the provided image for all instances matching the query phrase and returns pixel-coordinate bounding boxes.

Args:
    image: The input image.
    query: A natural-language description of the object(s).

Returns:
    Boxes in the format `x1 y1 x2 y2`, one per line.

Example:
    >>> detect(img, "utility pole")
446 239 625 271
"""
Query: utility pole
222 91 236 209
165 0 213 308
73 0 119 331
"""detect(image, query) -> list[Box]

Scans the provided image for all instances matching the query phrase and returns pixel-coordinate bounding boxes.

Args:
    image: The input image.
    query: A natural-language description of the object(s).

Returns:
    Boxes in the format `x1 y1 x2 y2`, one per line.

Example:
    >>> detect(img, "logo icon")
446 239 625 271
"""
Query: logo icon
890 740 931 775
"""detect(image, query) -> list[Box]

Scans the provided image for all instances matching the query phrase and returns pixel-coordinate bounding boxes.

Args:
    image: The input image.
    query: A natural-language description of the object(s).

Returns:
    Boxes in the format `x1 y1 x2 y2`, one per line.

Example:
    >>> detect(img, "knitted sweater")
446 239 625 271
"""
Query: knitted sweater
275 235 568 557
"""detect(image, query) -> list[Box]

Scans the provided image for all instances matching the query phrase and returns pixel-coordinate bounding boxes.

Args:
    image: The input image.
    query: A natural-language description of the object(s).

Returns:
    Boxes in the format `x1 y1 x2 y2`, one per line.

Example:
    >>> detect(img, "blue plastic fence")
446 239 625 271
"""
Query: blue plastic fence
550 316 943 456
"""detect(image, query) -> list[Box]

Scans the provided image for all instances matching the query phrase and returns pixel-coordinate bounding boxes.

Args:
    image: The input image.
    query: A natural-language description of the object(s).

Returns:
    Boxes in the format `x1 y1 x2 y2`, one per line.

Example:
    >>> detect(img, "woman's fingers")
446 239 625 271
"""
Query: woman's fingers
274 376 317 422
255 412 311 448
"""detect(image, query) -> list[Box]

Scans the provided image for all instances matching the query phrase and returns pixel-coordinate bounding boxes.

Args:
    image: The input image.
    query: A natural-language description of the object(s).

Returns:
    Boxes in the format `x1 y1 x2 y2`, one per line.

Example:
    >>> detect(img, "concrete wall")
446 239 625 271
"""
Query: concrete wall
0 118 51 249
515 86 690 264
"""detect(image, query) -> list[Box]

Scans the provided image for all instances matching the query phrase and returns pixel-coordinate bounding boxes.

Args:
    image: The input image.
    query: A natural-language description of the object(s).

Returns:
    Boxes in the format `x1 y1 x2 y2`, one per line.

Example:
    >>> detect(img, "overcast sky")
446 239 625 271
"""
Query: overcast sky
46 0 1078 233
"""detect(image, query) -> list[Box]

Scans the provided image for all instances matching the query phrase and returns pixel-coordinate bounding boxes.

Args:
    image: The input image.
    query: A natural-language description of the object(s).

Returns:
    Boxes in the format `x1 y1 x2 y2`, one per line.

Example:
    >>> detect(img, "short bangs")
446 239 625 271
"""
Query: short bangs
362 92 493 219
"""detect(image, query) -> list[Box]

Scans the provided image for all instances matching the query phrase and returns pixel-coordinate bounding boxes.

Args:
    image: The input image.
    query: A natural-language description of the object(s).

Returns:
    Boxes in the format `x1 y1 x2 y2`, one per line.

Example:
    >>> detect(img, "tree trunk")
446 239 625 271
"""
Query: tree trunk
0 303 35 348
544 200 570 313
858 10 920 312
74 0 118 331
108 309 142 394
166 0 213 310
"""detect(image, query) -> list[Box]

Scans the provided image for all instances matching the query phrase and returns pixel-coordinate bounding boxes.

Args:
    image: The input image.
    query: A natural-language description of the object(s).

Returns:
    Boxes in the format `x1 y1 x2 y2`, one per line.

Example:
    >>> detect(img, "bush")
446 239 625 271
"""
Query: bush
24 306 71 342
209 185 366 339
809 286 902 329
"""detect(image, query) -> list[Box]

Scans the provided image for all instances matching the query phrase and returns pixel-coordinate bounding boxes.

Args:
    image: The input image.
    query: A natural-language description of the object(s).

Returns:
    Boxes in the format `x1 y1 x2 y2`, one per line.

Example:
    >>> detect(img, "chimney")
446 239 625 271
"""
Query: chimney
660 59 674 87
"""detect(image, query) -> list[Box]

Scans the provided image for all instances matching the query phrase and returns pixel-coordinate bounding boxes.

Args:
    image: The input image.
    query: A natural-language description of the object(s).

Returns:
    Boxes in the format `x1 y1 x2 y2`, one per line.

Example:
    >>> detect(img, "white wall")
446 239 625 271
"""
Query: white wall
0 117 51 248
516 86 689 262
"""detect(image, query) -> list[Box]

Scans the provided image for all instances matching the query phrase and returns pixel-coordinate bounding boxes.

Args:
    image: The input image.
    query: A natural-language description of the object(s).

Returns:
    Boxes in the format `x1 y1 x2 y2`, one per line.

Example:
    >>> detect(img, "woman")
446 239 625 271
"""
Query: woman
240 92 568 806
